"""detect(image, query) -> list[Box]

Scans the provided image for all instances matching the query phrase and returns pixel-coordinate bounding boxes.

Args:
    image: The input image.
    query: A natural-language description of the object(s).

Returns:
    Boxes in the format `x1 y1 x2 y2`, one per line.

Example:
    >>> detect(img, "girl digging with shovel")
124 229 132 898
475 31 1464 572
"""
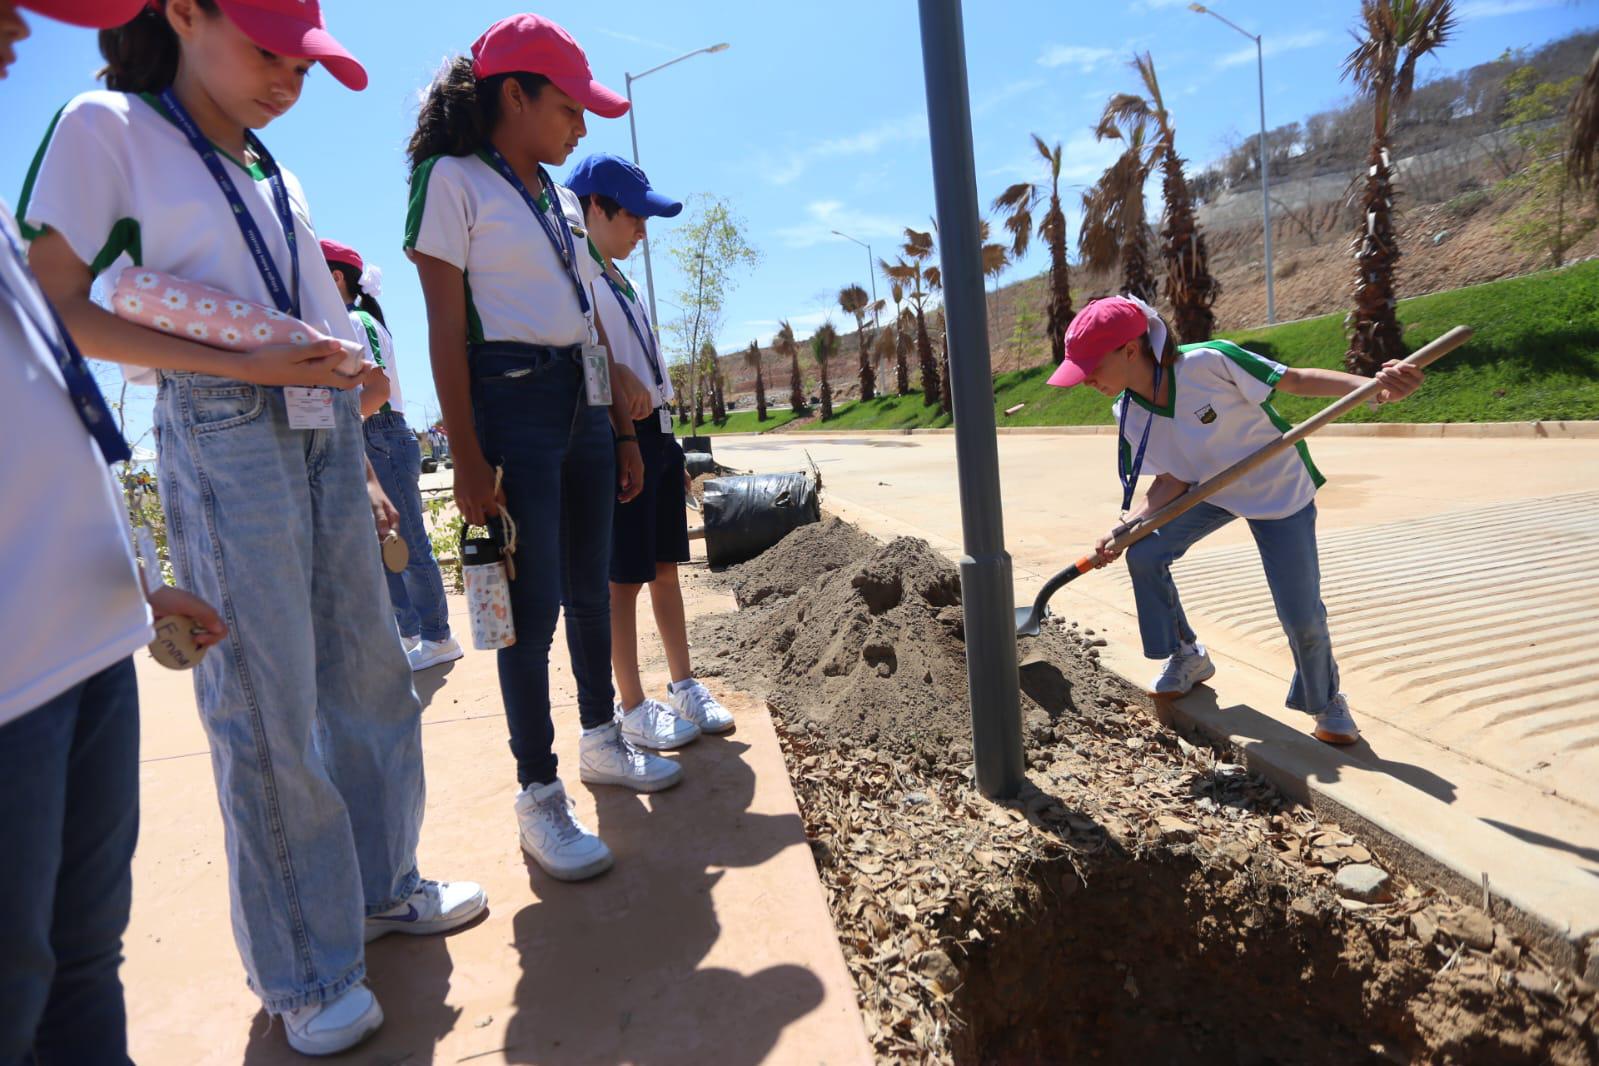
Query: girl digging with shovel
1048 296 1423 746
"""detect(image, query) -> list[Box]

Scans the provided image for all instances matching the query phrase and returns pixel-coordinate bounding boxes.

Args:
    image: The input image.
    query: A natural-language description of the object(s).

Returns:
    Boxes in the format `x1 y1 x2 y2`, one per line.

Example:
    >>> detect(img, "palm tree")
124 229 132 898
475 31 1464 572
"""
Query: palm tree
838 283 875 401
872 325 897 401
699 340 725 424
881 228 942 406
1340 1 1456 373
811 322 838 420
1101 53 1220 344
993 135 1075 365
745 340 767 421
1082 120 1158 303
670 362 690 426
776 320 806 413
1567 45 1599 198
894 307 913 395
939 326 953 416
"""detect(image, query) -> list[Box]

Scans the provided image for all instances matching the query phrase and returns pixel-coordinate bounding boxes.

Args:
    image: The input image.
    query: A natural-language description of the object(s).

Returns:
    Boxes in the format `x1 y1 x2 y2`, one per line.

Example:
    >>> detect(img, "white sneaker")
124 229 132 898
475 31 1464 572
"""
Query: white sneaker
666 679 735 734
408 636 463 672
1313 694 1361 745
364 878 488 943
580 721 684 792
1149 643 1216 697
400 634 421 655
282 983 383 1057
515 780 613 881
618 698 700 750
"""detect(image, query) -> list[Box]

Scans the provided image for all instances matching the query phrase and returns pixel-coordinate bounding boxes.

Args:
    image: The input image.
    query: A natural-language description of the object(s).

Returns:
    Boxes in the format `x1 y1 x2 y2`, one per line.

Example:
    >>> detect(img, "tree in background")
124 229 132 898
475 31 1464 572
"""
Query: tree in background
702 340 726 424
1341 0 1456 375
992 135 1074 365
776 319 806 413
811 322 838 420
1567 44 1599 199
939 326 953 416
665 195 760 431
872 325 897 402
670 362 691 426
746 340 768 421
882 227 941 407
1101 53 1220 344
1082 119 1158 303
838 283 876 401
1497 64 1593 267
894 306 913 396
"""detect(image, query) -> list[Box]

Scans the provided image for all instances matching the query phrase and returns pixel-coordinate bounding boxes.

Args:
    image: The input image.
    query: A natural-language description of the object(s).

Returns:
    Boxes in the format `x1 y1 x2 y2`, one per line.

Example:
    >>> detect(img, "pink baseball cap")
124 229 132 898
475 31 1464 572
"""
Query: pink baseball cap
319 238 362 273
20 0 146 28
470 14 630 119
1046 297 1151 388
141 0 367 90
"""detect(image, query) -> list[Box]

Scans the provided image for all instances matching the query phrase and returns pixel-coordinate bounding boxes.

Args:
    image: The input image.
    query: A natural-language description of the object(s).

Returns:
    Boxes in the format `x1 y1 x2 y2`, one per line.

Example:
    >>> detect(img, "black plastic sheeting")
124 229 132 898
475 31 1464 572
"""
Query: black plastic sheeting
683 451 720 478
702 473 821 568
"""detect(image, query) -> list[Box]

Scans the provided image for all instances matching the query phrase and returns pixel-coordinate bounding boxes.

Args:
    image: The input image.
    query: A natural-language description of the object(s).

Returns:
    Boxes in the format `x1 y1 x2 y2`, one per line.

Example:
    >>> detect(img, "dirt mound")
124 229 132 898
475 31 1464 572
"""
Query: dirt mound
691 519 1598 1064
721 517 878 608
696 531 1130 765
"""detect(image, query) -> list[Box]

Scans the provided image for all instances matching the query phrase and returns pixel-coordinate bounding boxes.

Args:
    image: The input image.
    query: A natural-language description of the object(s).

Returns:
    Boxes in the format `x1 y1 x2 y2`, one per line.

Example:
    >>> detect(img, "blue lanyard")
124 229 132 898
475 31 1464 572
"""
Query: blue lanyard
0 226 131 465
601 273 664 389
481 146 594 330
159 89 301 320
1117 361 1163 513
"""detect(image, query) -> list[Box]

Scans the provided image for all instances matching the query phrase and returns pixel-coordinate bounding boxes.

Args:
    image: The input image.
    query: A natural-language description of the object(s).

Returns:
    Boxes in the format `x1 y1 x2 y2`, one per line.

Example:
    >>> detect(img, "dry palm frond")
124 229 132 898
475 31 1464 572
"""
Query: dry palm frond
1567 46 1599 196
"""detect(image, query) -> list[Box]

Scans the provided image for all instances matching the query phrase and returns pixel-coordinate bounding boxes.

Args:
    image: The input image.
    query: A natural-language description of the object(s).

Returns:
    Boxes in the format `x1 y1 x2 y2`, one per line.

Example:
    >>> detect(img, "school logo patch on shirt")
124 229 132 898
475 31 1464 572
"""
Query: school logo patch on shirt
1195 403 1218 425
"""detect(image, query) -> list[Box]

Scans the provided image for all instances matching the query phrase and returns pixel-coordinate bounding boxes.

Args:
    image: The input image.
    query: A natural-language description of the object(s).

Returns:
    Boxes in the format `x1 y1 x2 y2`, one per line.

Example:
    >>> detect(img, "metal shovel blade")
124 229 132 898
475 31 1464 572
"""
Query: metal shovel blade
1015 603 1046 638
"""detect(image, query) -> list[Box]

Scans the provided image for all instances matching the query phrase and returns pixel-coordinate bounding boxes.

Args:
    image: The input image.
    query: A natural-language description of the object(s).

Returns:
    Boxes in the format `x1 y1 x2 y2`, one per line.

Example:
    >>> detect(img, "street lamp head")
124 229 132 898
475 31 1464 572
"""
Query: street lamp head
1188 2 1208 11
706 42 731 54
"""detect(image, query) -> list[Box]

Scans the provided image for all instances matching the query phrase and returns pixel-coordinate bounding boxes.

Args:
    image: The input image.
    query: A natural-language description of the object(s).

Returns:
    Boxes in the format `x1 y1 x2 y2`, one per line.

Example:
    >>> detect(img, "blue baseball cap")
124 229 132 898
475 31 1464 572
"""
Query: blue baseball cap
566 154 683 219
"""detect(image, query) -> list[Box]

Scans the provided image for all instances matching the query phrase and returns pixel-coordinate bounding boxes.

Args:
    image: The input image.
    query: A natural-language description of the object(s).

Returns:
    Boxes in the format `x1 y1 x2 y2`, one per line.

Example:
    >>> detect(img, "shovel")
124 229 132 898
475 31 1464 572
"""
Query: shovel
1015 325 1474 636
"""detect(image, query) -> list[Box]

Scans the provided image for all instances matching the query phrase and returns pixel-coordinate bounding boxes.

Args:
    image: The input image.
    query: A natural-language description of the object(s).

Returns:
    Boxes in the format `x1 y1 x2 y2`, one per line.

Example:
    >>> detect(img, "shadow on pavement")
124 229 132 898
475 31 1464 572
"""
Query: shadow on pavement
1481 817 1599 874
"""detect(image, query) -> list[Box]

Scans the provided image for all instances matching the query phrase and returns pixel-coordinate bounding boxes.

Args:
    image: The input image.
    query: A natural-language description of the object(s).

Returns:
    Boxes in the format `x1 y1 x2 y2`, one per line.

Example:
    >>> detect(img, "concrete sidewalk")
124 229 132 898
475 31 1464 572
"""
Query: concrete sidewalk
122 570 870 1063
714 431 1599 970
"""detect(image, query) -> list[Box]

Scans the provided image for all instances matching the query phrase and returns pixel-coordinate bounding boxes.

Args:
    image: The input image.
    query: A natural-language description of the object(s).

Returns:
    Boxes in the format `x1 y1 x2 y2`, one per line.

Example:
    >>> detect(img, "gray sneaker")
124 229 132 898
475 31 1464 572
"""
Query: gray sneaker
1312 694 1361 745
1149 644 1216 697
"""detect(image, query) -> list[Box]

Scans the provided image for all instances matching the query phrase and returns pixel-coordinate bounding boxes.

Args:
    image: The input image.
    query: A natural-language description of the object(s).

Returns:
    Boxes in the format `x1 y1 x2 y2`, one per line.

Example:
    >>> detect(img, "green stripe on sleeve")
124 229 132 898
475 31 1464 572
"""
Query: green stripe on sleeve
1188 338 1282 387
404 156 441 251
15 105 66 239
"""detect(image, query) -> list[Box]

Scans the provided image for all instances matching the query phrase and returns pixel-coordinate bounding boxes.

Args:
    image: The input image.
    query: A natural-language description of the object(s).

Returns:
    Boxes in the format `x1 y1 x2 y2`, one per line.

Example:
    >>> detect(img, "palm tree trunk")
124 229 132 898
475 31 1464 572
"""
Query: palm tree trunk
939 332 953 416
916 306 938 407
820 362 833 420
896 327 911 396
1159 151 1219 344
1123 234 1158 304
1045 197 1073 365
857 322 876 402
755 363 767 421
789 353 806 411
1346 138 1404 375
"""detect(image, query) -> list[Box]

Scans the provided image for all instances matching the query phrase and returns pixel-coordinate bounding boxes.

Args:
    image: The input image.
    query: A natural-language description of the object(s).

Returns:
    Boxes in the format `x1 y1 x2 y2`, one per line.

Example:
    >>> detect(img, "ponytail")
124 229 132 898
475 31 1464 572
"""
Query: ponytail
98 1 218 94
407 56 551 173
329 262 387 329
1145 328 1177 369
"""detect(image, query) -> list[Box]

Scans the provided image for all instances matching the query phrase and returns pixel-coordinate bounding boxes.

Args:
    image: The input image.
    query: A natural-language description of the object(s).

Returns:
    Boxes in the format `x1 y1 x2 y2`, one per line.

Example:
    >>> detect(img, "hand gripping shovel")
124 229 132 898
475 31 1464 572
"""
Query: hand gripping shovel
1015 325 1473 636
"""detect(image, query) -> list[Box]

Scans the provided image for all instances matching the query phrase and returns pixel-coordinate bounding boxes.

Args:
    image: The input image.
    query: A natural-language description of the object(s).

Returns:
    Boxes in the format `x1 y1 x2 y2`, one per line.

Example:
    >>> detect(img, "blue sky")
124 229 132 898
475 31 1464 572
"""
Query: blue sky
3 0 1594 436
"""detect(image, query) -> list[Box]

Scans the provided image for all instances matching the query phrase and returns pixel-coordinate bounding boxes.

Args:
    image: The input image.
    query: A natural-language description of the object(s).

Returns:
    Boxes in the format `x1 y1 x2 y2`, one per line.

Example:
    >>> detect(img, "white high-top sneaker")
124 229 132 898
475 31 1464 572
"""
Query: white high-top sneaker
581 721 684 791
617 698 700 750
514 780 613 882
1149 643 1216 697
282 983 383 1056
666 679 735 734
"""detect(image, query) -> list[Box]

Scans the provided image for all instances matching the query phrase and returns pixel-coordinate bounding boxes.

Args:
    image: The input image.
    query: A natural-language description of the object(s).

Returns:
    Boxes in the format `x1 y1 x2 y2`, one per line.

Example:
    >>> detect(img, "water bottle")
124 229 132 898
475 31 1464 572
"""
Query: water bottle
461 524 515 650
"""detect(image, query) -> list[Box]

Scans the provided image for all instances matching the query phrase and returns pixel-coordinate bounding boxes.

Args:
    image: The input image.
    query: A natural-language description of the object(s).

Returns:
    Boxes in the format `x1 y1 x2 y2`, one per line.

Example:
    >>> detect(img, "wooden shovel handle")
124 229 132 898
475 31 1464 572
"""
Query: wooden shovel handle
1106 325 1473 555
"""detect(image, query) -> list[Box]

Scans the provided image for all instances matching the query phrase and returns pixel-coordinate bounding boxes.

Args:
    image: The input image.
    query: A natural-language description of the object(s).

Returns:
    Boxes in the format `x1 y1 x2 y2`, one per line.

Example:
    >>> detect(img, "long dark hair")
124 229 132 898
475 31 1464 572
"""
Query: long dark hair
406 56 550 173
98 1 219 93
1143 327 1177 369
329 262 387 329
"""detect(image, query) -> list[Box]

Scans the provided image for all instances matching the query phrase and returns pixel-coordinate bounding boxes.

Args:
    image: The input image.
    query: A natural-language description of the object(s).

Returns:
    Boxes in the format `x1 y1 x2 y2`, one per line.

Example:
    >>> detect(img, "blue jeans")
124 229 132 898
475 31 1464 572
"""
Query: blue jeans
1124 501 1339 714
155 375 425 1013
364 410 451 642
0 658 138 1066
471 343 616 787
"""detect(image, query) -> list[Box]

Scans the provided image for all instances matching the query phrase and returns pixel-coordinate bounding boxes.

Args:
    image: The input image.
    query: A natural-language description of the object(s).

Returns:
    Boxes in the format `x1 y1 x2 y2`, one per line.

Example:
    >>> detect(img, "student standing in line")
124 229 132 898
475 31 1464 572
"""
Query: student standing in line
568 153 735 740
0 4 228 1061
1049 296 1422 746
323 239 463 673
23 1 485 1055
406 13 685 884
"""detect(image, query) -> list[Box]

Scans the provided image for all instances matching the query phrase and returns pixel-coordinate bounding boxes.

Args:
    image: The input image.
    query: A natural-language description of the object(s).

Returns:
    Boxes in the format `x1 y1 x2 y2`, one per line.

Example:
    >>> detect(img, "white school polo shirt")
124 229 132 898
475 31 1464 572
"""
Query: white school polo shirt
589 245 672 409
1115 342 1325 521
0 201 151 727
18 91 357 387
348 308 404 416
404 152 601 348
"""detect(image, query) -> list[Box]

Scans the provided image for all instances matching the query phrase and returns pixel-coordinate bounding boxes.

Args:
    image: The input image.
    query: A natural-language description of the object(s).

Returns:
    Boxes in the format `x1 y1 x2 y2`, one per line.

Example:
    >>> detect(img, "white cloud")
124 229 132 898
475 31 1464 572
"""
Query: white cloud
773 200 906 250
974 77 1047 117
591 28 681 54
1217 30 1331 69
1038 44 1117 72
1456 0 1565 15
767 114 928 186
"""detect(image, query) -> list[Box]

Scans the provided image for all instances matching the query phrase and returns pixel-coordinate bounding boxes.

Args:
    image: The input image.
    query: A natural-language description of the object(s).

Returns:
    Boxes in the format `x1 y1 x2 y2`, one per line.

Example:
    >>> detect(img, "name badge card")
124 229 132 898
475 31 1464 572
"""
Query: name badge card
285 387 336 430
581 345 613 407
660 407 673 434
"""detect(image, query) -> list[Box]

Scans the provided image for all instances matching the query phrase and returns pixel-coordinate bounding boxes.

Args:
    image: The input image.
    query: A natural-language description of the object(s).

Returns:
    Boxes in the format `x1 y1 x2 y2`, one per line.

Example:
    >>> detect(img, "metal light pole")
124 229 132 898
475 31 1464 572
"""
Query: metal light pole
1190 3 1275 324
624 41 731 339
917 0 1024 799
830 229 881 330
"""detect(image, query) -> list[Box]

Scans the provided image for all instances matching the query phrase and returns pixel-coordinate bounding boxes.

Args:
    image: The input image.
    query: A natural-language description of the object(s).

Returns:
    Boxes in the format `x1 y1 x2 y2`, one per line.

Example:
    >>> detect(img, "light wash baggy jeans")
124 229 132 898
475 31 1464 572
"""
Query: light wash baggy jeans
155 375 424 1013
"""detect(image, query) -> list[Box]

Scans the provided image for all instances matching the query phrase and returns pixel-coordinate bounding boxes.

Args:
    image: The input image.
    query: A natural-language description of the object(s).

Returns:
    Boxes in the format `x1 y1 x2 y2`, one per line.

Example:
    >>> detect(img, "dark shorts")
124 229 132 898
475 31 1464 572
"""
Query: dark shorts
611 409 691 584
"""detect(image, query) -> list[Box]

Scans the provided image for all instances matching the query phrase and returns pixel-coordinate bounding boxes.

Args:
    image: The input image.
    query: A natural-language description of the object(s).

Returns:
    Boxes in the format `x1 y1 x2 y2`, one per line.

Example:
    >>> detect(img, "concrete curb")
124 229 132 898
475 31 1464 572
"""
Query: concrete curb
701 420 1599 440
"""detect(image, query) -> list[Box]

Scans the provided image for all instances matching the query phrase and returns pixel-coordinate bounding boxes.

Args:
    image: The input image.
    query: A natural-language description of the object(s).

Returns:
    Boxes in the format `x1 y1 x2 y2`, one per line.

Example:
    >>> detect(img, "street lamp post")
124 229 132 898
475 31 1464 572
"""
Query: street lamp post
830 229 881 330
624 42 731 340
917 0 1025 800
1190 3 1275 324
